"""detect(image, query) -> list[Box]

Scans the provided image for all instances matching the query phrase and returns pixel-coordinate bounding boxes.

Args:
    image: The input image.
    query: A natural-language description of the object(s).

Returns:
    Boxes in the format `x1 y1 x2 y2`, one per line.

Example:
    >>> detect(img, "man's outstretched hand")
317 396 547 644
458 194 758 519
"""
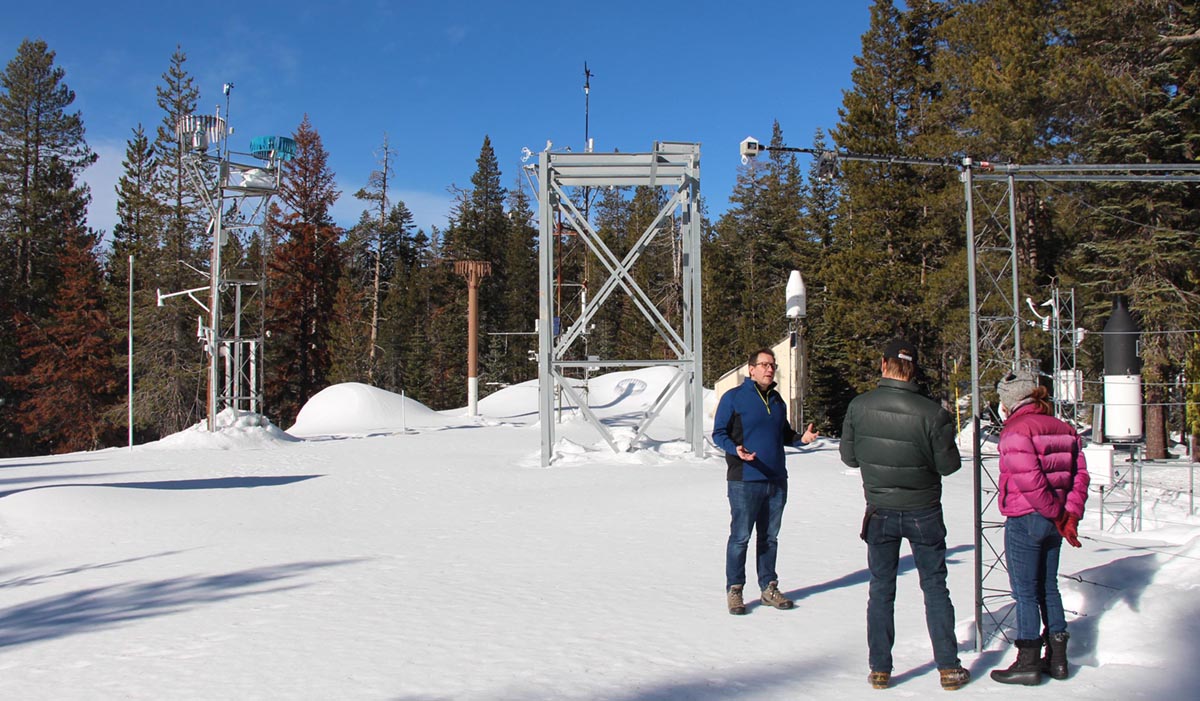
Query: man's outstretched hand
801 423 820 444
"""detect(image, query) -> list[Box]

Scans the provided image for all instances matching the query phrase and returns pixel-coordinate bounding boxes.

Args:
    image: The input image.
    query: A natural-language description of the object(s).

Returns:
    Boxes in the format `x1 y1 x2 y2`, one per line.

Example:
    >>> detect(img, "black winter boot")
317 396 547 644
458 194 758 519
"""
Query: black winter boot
990 639 1043 686
1043 632 1070 680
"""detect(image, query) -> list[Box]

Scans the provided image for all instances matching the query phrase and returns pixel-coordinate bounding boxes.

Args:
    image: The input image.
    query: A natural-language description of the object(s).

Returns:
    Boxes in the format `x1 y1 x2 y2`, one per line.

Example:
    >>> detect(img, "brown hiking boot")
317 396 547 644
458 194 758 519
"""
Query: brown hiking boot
868 671 890 689
760 581 795 610
727 585 746 615
939 666 970 690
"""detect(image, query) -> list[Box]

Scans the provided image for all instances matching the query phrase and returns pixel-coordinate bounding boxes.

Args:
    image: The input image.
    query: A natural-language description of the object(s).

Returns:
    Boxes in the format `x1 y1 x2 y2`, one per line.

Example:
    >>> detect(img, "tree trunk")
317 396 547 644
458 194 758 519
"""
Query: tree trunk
1145 401 1167 459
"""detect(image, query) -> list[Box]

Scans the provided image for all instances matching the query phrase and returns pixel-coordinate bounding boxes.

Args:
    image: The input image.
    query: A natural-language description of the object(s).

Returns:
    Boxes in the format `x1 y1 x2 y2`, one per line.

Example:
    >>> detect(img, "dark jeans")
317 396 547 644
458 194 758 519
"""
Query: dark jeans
1004 512 1066 640
864 505 960 672
725 480 787 591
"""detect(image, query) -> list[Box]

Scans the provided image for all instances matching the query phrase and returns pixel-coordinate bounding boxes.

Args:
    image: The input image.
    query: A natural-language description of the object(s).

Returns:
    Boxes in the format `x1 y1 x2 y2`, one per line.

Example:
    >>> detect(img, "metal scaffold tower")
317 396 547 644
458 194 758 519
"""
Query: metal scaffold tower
965 160 1200 649
532 142 705 467
962 160 1025 650
162 86 295 430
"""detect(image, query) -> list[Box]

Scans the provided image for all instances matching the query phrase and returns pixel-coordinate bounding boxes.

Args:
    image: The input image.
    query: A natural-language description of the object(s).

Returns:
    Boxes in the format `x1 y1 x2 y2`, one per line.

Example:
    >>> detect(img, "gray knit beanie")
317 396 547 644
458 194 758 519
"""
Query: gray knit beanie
996 369 1039 410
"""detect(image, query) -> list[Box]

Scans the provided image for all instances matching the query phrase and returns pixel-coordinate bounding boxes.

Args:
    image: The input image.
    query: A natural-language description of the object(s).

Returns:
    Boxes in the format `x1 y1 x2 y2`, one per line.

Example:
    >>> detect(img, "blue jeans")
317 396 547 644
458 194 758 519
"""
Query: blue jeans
725 480 787 591
864 505 960 672
1004 512 1066 640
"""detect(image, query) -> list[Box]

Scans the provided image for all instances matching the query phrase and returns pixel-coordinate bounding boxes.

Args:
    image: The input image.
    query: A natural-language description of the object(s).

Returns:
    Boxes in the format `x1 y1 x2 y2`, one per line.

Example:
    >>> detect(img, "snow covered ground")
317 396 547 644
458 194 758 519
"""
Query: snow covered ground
1 368 1198 700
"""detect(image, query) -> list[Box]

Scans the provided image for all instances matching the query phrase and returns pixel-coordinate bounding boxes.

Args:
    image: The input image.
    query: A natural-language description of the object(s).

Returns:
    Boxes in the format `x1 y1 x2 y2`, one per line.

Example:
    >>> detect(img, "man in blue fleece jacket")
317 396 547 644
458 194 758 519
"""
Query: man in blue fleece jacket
713 347 818 615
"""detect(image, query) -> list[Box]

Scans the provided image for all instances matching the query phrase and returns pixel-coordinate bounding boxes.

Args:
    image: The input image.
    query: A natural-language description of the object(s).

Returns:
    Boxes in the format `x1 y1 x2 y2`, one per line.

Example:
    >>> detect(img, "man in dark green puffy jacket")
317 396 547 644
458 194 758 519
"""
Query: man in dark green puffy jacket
840 338 970 692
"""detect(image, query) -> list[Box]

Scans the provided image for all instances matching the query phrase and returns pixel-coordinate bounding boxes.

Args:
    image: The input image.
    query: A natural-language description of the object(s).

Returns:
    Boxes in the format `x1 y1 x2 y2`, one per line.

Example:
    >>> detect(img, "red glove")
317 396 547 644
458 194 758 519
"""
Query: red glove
1054 511 1081 548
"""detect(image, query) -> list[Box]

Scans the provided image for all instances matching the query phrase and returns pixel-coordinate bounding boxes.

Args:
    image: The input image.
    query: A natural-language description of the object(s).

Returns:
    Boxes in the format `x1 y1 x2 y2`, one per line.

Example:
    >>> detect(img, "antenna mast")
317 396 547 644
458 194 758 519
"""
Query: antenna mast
583 62 592 152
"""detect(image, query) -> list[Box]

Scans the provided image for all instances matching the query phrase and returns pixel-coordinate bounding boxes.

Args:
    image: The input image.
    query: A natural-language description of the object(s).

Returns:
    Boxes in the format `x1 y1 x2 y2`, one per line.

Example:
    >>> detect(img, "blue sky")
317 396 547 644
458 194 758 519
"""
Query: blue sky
4 1 875 237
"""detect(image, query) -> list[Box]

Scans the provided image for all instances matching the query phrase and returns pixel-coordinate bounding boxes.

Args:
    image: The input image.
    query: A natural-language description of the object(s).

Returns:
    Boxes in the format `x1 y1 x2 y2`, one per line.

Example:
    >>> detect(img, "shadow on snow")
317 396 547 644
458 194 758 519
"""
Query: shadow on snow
0 474 322 499
0 558 364 648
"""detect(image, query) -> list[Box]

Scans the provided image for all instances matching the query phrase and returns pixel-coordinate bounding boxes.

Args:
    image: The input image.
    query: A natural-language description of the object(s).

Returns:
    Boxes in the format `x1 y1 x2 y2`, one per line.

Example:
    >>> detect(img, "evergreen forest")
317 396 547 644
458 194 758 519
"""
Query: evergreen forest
1 0 1197 458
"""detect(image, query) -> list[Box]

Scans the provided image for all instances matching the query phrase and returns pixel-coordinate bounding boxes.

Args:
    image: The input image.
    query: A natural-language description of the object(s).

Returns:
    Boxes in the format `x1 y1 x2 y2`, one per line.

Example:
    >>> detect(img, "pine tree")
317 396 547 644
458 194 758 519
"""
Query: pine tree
349 135 401 383
327 273 373 385
6 227 120 453
820 0 961 423
709 121 806 375
796 129 846 431
264 115 343 427
132 46 209 436
334 198 421 387
378 220 437 398
442 136 509 394
933 0 1073 282
103 124 168 442
0 38 96 455
1062 0 1200 457
590 184 633 364
626 185 678 359
108 125 164 291
0 39 96 306
495 177 538 386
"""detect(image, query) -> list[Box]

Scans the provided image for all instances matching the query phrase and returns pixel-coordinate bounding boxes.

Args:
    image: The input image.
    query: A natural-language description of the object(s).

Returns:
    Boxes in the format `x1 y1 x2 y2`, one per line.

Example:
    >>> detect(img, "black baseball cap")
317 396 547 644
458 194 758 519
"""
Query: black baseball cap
883 338 918 365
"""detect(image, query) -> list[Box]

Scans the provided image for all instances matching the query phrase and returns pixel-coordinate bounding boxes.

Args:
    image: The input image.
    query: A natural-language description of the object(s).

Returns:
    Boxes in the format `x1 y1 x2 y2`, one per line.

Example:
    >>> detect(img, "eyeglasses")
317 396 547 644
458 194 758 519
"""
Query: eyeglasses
753 362 778 370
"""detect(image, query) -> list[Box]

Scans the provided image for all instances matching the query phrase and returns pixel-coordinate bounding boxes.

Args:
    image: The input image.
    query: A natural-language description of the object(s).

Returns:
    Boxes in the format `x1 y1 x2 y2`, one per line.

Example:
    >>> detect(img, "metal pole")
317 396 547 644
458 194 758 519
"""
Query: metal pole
791 325 801 432
235 283 243 409
538 151 555 465
250 340 258 414
1008 173 1021 367
208 162 224 431
963 160 984 653
799 322 807 430
128 254 134 450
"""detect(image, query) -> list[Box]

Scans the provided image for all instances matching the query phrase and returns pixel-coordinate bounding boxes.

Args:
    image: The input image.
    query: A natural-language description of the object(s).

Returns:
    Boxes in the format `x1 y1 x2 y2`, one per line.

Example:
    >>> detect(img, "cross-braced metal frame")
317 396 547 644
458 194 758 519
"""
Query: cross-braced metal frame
964 160 1200 650
534 143 704 467
167 108 292 430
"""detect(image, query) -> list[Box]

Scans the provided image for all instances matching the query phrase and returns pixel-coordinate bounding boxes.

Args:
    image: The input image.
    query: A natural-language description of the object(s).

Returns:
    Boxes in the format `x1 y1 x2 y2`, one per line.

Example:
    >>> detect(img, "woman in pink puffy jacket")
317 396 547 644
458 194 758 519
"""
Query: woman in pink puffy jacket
990 369 1090 686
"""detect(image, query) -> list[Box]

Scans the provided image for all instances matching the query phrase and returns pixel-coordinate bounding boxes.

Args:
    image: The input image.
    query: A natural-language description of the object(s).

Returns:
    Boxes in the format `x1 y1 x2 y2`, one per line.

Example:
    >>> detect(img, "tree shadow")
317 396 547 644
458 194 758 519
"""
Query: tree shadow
0 551 192 590
0 471 149 489
0 474 322 499
0 558 364 648
0 458 98 470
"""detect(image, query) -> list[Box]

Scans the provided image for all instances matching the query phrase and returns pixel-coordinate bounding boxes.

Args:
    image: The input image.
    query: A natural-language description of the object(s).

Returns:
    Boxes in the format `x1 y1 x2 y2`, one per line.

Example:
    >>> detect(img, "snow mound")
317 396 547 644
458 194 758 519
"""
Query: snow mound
288 382 460 436
148 409 299 450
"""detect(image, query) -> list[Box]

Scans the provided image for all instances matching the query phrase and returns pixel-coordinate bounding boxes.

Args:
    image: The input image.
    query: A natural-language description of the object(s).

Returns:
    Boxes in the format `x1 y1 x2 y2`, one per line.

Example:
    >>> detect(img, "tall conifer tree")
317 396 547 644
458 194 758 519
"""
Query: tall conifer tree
824 0 958 418
132 46 210 436
710 121 805 374
264 115 343 427
441 136 509 395
1063 0 1200 456
0 38 95 455
6 227 120 453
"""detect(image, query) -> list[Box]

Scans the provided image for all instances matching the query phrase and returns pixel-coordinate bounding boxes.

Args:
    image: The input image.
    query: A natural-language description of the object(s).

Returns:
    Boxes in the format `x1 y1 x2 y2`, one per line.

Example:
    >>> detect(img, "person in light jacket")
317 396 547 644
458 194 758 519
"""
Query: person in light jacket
990 369 1090 686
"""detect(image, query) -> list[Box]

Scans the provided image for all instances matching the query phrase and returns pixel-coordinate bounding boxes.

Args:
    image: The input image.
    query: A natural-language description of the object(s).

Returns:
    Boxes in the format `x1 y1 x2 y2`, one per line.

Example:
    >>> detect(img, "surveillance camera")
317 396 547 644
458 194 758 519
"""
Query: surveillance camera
740 136 764 159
